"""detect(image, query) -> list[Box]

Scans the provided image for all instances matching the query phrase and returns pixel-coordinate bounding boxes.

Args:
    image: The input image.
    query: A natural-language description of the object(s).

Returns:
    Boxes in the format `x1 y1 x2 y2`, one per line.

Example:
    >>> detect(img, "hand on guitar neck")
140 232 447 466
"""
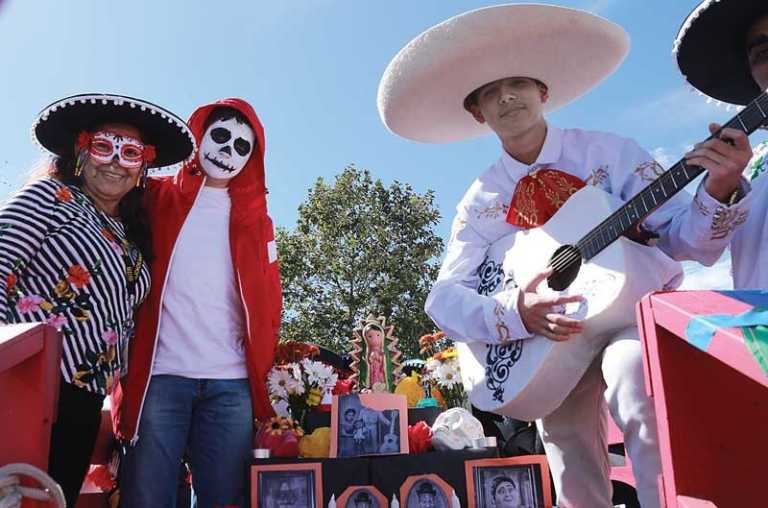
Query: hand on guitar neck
518 267 585 342
685 123 752 203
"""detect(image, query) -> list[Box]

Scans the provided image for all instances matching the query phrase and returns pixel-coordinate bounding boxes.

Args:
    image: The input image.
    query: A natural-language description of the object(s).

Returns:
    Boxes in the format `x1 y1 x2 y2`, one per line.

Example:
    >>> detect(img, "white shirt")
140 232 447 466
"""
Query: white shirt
425 125 752 344
153 185 248 378
731 141 768 288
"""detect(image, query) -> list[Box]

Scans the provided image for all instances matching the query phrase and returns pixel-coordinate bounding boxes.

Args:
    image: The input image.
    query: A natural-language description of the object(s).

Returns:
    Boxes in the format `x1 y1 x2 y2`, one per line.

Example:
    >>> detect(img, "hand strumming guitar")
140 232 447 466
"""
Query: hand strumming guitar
518 268 584 342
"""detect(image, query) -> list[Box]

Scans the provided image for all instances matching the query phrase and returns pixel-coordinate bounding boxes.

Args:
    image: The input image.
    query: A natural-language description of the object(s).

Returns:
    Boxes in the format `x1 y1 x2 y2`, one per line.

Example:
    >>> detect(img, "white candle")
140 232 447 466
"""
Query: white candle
452 489 461 508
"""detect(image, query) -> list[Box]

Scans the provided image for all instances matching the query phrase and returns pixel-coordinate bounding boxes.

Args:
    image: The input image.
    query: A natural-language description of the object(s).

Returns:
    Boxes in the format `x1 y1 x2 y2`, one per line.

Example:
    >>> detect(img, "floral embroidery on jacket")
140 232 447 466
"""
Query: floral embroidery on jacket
475 201 509 220
585 165 610 189
710 206 748 240
634 160 665 182
693 194 710 217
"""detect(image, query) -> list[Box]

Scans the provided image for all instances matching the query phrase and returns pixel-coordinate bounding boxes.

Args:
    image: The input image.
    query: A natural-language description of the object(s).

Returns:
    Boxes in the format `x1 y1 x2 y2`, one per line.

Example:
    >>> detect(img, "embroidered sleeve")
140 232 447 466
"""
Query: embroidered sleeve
425 210 530 344
483 290 532 344
0 179 57 321
602 137 751 266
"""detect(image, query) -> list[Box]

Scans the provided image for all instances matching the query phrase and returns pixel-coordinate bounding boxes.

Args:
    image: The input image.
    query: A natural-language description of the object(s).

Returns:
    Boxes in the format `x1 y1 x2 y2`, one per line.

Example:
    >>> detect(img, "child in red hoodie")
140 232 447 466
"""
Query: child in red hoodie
115 99 282 508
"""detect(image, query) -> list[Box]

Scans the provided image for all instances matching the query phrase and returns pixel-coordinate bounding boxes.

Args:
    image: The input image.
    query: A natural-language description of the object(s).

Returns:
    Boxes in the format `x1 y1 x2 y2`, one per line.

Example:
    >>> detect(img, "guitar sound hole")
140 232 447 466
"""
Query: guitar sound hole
548 244 582 291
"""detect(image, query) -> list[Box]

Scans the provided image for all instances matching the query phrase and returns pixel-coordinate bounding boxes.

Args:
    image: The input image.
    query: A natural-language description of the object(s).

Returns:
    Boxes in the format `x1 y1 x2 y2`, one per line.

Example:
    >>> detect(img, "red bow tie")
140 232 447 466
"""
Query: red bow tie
506 169 585 229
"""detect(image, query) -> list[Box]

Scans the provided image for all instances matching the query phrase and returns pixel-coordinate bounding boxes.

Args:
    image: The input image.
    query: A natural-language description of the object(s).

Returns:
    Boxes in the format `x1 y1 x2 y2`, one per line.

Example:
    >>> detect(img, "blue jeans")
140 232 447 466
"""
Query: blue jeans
119 375 253 508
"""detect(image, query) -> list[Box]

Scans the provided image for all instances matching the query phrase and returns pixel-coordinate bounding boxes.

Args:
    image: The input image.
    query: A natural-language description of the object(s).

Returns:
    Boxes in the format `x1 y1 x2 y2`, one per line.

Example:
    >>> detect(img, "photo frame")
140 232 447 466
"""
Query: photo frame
400 474 455 508
330 392 409 458
464 456 553 508
250 462 323 508
337 485 389 508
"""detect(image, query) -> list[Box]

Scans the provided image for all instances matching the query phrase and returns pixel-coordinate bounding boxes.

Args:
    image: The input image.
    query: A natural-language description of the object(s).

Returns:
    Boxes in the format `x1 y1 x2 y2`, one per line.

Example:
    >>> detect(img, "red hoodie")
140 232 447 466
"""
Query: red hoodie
113 98 281 441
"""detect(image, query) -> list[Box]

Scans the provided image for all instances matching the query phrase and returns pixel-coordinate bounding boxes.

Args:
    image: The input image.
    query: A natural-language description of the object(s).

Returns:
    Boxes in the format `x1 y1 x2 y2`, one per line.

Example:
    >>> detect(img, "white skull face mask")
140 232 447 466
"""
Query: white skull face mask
199 117 255 180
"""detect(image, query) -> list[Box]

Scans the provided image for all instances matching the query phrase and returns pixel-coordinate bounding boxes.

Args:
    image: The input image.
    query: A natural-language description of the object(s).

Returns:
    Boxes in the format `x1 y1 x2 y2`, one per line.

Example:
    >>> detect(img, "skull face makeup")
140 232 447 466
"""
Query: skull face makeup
199 117 255 180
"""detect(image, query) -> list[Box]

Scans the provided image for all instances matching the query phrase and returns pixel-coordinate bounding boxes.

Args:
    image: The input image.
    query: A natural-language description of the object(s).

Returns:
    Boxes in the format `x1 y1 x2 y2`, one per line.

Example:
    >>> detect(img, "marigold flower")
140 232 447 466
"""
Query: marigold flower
274 340 320 364
267 416 284 436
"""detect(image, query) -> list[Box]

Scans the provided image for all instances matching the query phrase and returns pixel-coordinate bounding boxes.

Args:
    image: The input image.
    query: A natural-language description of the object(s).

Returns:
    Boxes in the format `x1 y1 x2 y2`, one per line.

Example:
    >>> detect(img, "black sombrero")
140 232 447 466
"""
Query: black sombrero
674 0 768 105
32 93 196 167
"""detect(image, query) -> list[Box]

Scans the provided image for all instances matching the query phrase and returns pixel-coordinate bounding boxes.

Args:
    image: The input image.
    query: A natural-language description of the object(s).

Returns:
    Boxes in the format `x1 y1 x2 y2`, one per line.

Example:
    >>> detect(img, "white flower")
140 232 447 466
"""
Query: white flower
301 358 336 388
435 362 461 389
324 372 339 390
272 398 290 418
286 363 305 395
267 368 291 399
425 358 441 373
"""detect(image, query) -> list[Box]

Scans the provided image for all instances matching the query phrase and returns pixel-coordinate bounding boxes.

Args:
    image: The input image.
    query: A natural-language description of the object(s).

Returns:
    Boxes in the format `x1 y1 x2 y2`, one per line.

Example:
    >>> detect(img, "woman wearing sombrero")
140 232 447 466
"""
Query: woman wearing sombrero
0 93 194 506
675 0 768 289
378 4 750 507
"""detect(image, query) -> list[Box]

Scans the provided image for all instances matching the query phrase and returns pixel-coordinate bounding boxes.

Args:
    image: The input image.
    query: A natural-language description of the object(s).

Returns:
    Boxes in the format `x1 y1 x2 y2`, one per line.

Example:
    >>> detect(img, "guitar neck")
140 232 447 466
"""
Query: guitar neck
576 91 768 261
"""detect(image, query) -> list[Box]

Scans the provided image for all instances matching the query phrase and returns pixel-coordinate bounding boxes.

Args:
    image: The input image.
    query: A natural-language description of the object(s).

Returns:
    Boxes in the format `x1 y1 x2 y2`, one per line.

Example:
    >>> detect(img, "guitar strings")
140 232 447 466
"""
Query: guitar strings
549 249 581 272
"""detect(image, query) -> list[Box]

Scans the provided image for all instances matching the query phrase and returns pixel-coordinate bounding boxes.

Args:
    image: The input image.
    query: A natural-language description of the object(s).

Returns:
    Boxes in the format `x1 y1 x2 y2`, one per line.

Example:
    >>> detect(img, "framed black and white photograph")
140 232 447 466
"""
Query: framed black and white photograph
400 474 455 508
465 456 552 508
330 392 408 458
337 485 389 508
250 462 323 508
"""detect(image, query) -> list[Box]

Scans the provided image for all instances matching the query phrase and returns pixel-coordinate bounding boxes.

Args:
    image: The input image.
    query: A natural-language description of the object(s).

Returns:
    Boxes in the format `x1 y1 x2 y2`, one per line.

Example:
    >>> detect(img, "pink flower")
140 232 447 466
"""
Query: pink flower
46 314 67 330
16 295 44 313
109 241 122 255
102 329 118 345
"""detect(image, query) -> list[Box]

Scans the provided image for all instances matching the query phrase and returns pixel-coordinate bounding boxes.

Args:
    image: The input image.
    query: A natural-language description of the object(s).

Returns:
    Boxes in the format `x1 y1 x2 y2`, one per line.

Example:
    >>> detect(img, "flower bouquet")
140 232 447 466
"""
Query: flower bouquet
268 354 339 427
419 332 467 409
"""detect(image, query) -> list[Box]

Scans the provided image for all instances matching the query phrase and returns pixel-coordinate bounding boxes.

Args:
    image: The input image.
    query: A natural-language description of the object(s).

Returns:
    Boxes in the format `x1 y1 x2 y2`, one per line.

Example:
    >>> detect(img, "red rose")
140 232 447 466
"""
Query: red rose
6 273 17 291
76 131 92 151
408 421 433 454
143 144 157 163
332 378 354 395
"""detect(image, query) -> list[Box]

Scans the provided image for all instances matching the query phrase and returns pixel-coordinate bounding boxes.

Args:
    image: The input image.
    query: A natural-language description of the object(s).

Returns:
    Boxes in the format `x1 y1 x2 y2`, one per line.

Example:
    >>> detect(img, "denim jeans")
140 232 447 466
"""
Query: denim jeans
119 375 253 508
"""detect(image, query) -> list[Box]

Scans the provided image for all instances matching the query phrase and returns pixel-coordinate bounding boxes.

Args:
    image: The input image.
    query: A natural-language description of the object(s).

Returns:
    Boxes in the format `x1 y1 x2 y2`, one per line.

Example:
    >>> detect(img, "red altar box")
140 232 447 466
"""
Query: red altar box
0 323 61 470
637 291 768 508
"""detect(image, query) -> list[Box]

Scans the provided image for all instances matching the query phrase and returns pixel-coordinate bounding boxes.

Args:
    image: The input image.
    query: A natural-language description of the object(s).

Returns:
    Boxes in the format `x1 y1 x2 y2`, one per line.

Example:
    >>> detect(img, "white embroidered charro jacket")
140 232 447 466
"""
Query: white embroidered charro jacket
425 125 752 343
731 140 768 288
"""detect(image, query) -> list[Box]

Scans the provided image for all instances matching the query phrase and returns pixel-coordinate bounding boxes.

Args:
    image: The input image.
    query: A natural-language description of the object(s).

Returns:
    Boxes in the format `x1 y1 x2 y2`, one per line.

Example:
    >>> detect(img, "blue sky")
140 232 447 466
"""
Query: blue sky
1 0 763 288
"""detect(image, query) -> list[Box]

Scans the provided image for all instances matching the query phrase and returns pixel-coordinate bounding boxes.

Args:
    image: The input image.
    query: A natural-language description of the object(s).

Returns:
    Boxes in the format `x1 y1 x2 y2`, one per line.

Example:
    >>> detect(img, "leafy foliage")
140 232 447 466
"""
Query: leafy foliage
277 165 444 358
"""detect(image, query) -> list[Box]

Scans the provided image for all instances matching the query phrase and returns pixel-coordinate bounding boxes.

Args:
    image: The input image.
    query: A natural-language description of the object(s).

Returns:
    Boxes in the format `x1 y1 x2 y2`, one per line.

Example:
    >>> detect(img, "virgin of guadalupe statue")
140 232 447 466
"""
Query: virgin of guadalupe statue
350 315 402 392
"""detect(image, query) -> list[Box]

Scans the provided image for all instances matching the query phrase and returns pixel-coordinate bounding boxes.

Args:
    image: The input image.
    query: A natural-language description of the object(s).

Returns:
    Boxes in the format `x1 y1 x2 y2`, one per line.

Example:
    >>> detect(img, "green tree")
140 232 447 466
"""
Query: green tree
276 165 444 358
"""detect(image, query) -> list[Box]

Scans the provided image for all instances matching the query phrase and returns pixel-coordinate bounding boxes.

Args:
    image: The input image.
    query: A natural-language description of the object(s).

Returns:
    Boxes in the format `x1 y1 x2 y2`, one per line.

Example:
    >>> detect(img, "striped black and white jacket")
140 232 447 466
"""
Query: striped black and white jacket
0 177 150 395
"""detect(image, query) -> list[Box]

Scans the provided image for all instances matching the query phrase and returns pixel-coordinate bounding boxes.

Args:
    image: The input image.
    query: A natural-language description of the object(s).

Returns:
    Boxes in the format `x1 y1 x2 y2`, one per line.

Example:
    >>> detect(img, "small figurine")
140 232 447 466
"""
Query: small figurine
350 315 402 392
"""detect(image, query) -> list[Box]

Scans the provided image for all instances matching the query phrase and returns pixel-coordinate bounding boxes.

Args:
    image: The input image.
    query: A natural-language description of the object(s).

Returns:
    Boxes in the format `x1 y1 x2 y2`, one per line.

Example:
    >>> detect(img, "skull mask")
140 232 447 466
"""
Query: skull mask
199 117 255 180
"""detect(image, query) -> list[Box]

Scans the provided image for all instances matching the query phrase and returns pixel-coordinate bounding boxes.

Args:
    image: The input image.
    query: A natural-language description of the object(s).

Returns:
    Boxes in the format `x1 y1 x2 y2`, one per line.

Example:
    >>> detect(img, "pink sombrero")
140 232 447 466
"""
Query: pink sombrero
377 3 630 143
